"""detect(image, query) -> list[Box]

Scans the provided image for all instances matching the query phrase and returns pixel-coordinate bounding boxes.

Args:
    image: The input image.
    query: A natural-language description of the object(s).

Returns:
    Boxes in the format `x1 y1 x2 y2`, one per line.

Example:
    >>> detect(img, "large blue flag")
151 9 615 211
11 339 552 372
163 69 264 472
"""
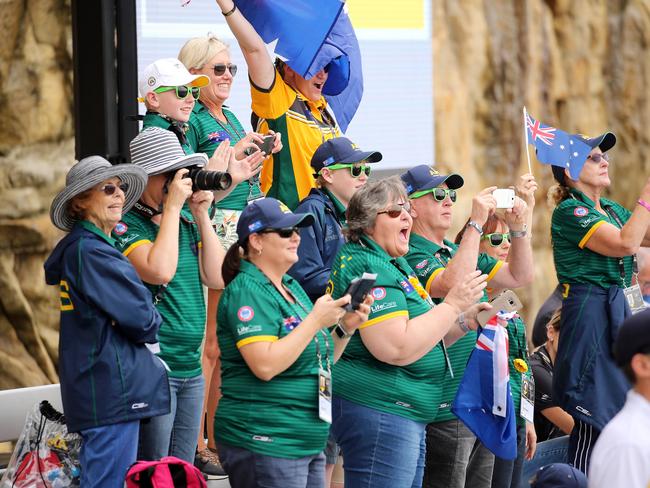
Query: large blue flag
452 319 517 460
525 111 592 180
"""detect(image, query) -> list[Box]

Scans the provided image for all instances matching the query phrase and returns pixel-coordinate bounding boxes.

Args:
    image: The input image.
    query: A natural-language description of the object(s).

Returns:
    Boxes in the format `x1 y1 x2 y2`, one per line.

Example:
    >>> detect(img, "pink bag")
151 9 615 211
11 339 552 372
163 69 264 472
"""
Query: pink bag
125 456 207 488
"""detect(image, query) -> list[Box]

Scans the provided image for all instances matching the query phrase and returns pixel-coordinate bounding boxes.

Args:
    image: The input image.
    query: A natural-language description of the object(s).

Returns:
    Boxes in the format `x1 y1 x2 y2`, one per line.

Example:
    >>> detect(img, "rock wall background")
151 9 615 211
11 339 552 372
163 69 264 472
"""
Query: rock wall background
1 0 649 388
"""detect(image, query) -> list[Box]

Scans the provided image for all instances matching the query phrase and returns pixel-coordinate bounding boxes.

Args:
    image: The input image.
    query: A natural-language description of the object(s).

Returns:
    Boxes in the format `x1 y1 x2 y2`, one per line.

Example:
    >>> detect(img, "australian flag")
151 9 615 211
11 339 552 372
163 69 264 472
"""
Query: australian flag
525 112 592 180
452 318 517 460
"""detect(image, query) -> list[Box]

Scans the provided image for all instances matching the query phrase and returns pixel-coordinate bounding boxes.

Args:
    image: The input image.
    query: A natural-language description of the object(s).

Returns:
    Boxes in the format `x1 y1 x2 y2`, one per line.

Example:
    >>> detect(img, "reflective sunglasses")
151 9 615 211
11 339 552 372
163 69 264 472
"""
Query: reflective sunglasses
259 227 300 238
98 182 128 196
323 163 372 178
153 85 201 100
211 63 238 77
377 202 411 218
586 153 609 163
411 187 457 202
482 232 511 247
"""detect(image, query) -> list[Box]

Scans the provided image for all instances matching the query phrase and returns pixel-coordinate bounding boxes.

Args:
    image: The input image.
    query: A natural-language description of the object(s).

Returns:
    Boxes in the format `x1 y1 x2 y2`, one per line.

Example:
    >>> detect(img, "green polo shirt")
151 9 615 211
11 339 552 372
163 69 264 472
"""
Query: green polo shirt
506 314 528 427
142 112 193 155
552 189 633 288
329 235 446 423
112 208 205 378
215 260 331 459
405 233 503 422
186 102 262 210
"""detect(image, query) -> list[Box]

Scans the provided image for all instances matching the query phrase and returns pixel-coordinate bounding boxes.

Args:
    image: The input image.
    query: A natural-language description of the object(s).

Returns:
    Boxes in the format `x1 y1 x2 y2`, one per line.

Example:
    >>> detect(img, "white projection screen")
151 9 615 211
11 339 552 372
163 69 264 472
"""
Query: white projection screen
136 0 434 171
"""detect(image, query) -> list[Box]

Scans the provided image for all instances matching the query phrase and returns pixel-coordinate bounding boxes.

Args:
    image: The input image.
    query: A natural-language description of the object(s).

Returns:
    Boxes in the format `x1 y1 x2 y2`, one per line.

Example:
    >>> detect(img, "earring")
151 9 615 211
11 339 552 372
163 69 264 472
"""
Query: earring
257 248 262 256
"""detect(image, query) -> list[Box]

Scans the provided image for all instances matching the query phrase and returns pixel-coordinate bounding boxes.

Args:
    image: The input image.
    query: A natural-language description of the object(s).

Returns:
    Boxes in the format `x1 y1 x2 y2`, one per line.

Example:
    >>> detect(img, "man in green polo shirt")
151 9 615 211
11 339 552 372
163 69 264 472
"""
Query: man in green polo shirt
402 164 534 488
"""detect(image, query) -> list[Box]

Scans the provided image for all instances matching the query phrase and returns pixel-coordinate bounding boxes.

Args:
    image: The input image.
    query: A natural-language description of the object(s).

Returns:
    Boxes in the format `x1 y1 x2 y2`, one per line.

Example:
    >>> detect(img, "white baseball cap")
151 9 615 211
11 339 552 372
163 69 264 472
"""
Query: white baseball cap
138 58 209 101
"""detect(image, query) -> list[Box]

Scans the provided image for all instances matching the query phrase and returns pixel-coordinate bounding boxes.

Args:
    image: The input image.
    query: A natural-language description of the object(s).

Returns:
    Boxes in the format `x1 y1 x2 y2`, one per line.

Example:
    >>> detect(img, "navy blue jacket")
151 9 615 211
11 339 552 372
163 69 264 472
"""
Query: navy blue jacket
44 221 170 433
289 189 345 302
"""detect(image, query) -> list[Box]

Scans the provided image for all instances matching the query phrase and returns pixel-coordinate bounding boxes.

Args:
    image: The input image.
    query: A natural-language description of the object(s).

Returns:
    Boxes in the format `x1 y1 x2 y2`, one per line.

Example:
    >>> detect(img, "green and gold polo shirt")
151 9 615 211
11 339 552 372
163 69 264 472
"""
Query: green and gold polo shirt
113 208 205 378
405 233 502 422
552 188 633 288
328 235 446 423
215 260 330 459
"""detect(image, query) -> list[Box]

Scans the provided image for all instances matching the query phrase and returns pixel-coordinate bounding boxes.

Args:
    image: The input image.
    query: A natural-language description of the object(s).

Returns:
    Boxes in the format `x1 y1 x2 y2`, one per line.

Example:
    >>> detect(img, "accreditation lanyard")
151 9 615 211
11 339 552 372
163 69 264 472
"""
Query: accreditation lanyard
603 205 638 287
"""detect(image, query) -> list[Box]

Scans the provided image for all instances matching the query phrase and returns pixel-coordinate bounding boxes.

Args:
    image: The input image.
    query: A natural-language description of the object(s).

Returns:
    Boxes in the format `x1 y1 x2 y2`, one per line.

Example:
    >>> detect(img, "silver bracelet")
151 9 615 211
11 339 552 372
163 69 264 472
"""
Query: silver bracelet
467 220 483 236
510 224 528 238
457 312 471 334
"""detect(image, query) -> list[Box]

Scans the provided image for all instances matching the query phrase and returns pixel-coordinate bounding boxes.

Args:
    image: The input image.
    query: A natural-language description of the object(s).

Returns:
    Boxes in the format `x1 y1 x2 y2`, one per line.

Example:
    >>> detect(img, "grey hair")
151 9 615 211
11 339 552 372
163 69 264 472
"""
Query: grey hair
178 33 229 71
345 176 408 243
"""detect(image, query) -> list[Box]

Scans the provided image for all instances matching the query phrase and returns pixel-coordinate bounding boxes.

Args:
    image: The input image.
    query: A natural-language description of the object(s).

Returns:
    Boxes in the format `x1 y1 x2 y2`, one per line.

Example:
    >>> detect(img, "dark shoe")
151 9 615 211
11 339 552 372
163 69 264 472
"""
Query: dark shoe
195 448 226 477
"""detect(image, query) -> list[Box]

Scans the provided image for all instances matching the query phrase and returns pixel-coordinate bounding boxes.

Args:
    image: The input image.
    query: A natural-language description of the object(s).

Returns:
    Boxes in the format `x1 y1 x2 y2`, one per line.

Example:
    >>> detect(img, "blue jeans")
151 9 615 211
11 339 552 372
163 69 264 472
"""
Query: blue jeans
491 423 526 488
520 436 569 488
217 442 325 488
331 396 427 488
423 419 494 488
139 374 204 463
80 420 139 488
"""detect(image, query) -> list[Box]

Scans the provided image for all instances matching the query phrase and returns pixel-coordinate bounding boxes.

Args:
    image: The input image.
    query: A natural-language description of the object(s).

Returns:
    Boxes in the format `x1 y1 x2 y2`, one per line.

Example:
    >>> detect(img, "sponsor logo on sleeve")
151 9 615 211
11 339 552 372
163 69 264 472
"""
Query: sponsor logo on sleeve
371 287 387 300
113 222 128 235
573 206 588 217
415 259 429 269
237 306 254 322
371 301 397 314
237 324 263 335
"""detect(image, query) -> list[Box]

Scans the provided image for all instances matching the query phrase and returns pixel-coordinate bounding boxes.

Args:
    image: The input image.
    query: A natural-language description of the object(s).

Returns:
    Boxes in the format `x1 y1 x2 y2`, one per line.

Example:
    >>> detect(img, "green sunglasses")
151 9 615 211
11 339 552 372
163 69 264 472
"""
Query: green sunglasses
321 163 371 178
482 232 511 247
411 187 457 202
153 85 201 100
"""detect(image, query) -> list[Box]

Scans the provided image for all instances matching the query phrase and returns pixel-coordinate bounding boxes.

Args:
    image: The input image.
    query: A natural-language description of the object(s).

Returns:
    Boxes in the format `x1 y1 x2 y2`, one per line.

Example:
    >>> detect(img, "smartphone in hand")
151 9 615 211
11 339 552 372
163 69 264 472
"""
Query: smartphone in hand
476 289 523 326
255 134 276 154
493 189 515 209
343 273 377 312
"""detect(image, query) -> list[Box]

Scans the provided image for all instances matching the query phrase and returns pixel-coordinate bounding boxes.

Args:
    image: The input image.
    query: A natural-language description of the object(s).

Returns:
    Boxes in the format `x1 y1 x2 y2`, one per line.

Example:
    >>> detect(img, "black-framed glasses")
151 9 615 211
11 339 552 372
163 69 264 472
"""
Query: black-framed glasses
377 202 411 218
154 85 200 100
587 153 609 163
259 227 300 238
323 163 371 178
482 232 510 247
98 182 128 196
211 63 238 77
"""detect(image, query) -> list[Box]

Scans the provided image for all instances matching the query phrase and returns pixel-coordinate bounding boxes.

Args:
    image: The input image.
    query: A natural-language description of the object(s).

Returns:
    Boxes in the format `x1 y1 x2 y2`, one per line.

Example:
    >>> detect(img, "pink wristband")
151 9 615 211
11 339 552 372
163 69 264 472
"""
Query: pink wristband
638 199 650 212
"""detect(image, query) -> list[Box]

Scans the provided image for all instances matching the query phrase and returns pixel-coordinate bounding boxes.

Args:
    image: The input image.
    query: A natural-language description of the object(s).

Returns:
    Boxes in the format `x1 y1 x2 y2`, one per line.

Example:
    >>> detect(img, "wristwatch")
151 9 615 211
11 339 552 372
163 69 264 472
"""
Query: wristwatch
334 321 353 339
467 220 483 236
510 224 528 238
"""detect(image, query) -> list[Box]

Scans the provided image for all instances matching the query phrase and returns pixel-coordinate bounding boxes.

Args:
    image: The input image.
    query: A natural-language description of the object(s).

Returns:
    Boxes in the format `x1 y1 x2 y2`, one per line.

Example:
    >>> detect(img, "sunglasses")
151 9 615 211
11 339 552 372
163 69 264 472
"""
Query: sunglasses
323 163 372 178
377 202 411 218
259 227 300 238
482 232 511 247
211 63 238 77
98 182 128 196
586 153 609 163
412 188 457 202
153 85 201 100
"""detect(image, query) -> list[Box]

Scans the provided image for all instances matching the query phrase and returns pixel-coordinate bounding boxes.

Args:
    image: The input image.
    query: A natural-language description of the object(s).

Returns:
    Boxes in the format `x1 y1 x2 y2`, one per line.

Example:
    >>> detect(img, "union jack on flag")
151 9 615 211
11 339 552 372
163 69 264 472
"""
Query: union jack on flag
526 114 556 146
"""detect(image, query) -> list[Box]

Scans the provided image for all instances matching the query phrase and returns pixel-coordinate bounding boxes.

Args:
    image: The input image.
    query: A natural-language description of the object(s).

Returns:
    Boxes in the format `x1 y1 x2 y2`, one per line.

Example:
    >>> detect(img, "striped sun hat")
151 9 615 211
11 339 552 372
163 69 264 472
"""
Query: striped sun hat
50 156 147 232
129 127 208 175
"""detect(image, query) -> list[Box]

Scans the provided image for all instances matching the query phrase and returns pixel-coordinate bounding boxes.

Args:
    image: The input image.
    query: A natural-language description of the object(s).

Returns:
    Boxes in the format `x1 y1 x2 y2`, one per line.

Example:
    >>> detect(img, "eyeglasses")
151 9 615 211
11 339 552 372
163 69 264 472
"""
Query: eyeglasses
98 182 128 196
411 188 457 202
322 163 372 178
482 232 511 247
587 153 609 163
211 63 238 77
377 202 411 218
153 85 201 100
259 227 300 238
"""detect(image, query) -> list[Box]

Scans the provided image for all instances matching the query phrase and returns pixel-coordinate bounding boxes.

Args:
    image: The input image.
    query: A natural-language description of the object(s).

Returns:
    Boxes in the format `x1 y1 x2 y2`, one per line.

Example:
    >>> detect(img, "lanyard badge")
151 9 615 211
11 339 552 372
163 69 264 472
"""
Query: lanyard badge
520 372 535 423
315 329 333 424
623 282 647 314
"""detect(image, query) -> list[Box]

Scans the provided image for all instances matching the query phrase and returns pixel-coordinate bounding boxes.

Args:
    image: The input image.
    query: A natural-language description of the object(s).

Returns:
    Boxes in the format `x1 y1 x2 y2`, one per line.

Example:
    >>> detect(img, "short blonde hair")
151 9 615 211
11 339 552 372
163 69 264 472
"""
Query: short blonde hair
178 33 229 71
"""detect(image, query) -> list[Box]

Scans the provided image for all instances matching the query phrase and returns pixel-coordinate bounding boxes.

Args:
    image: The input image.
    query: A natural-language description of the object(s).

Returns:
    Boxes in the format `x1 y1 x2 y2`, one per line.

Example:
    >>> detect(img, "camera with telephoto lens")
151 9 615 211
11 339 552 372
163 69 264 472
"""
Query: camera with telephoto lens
185 167 232 192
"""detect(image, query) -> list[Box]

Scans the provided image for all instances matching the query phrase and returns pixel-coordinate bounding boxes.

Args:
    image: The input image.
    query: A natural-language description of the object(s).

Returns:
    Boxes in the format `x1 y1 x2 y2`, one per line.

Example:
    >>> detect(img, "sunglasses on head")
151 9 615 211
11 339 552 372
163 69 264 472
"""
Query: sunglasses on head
377 202 411 218
259 227 300 238
154 85 201 100
482 232 510 247
98 182 128 196
586 152 609 163
323 163 372 178
211 63 238 77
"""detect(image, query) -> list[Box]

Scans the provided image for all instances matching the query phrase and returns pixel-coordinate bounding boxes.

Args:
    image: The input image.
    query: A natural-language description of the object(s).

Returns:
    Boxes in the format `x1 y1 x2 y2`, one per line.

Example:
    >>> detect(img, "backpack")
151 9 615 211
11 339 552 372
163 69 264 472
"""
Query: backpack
125 456 207 488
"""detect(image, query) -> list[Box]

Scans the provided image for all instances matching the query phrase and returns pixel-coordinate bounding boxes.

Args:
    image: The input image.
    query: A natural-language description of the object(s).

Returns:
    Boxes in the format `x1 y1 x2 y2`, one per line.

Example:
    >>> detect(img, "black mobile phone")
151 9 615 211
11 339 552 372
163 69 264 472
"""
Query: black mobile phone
343 273 377 312
255 134 275 154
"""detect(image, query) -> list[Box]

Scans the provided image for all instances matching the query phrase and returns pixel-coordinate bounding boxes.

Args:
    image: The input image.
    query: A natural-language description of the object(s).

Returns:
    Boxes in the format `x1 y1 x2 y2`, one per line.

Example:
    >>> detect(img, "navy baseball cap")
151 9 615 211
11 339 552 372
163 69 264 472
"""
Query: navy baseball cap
400 164 464 197
614 308 650 366
310 137 382 172
530 463 587 488
552 132 616 185
236 198 314 244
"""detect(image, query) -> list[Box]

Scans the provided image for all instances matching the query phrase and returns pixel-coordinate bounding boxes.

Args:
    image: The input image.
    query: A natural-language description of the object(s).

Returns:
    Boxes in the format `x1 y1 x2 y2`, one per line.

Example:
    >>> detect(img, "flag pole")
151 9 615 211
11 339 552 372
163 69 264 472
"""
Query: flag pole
523 106 532 174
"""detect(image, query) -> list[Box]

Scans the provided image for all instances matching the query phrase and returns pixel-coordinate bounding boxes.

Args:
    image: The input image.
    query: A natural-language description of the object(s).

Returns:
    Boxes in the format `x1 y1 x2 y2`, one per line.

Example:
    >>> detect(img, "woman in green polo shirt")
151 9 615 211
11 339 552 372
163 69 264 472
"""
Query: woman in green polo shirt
549 132 650 473
328 177 490 488
214 197 371 488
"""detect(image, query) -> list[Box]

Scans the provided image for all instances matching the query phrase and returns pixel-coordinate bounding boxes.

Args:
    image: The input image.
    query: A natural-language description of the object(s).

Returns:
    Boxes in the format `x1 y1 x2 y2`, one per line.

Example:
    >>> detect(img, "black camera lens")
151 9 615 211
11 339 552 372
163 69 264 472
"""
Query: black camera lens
186 167 232 191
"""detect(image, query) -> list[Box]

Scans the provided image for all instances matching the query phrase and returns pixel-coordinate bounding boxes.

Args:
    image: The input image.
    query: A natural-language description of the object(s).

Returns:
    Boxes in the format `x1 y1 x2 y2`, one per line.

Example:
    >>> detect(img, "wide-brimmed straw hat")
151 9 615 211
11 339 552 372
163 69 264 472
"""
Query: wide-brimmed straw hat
129 127 208 175
50 156 147 232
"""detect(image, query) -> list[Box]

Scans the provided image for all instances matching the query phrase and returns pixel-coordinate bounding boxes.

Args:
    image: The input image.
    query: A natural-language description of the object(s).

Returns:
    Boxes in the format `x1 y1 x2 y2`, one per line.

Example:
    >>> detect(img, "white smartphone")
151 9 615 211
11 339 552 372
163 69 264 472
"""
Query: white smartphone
476 289 523 326
493 189 515 209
